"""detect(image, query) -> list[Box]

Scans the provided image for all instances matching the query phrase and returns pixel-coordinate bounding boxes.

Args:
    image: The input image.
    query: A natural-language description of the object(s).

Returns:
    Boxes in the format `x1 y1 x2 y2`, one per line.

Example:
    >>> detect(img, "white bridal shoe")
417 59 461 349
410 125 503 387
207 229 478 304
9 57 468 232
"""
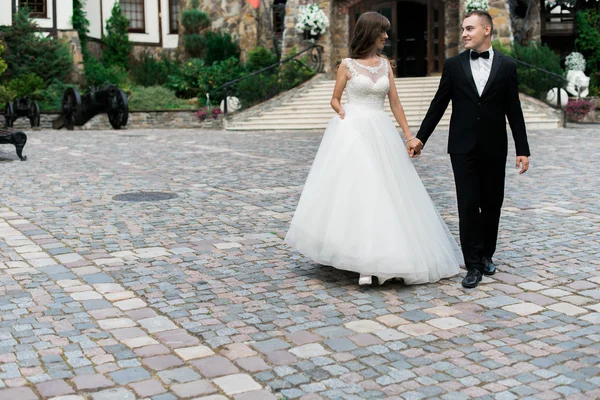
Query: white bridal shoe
358 274 373 285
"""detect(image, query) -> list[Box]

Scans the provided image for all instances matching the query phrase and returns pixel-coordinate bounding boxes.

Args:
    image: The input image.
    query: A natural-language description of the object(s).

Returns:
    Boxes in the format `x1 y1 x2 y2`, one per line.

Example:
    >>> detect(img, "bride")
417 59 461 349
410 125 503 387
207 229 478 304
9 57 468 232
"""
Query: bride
285 11 463 286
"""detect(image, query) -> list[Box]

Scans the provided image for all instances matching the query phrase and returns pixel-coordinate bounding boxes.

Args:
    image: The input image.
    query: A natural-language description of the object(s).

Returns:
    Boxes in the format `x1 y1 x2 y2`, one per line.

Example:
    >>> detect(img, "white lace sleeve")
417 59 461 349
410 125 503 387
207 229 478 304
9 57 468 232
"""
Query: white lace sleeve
343 58 358 77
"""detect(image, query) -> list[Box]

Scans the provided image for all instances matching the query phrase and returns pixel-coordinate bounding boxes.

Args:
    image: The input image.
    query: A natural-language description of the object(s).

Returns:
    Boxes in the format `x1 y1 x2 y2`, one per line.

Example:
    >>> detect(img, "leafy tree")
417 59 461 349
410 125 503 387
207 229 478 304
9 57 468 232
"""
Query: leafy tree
102 2 132 70
0 8 72 82
72 0 90 55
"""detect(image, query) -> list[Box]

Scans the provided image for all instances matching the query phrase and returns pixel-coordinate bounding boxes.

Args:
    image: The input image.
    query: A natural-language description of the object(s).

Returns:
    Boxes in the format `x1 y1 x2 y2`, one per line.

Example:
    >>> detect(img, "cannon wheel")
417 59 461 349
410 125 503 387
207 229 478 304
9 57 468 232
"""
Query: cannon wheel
29 101 41 128
62 88 82 130
107 87 129 130
4 102 14 128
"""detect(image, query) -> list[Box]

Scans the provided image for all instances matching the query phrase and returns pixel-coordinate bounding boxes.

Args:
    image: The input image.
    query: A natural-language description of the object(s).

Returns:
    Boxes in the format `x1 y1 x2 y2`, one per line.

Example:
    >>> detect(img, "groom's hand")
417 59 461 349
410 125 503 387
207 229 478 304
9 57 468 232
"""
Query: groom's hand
516 156 530 174
406 139 423 158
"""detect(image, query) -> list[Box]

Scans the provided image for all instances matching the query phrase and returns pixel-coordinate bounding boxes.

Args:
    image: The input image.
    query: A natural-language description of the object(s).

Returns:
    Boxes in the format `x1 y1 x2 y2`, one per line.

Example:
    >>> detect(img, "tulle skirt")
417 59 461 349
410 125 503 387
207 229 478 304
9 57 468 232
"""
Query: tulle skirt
285 103 463 285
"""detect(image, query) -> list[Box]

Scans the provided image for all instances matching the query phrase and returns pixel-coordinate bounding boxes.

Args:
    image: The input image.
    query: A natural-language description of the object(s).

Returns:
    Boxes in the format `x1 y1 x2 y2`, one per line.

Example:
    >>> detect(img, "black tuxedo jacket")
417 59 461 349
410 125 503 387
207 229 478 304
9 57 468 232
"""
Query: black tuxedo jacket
416 50 530 157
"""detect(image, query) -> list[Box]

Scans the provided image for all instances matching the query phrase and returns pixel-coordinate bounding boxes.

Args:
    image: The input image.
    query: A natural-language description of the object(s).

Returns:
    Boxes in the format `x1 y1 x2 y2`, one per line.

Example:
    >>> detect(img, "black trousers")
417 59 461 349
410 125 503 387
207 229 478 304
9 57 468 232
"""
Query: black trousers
450 146 507 271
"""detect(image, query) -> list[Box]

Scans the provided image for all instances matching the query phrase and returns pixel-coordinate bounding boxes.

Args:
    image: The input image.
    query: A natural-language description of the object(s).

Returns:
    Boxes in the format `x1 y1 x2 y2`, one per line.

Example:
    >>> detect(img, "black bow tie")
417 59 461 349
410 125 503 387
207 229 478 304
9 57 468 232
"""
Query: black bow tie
471 50 490 60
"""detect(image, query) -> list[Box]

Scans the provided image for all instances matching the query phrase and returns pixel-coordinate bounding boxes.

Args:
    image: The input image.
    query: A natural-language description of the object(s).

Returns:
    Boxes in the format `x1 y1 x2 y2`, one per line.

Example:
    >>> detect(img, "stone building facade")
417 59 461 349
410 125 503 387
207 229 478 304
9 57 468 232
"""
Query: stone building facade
196 0 542 77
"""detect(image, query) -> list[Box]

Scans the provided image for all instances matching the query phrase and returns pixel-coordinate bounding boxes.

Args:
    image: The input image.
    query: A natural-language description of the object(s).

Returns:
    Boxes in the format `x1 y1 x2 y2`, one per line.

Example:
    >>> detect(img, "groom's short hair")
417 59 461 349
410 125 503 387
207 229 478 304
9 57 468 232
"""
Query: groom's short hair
465 10 494 32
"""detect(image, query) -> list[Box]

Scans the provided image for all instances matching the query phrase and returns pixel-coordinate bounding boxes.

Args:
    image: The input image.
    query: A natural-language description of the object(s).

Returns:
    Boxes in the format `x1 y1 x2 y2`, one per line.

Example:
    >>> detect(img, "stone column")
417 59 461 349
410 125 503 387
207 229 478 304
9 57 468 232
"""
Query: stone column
488 0 514 46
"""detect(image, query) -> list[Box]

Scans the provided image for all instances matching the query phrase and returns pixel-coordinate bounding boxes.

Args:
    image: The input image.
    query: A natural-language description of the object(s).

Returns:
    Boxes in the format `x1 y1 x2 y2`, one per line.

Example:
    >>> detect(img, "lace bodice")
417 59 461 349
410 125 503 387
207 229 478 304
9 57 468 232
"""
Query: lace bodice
344 57 389 110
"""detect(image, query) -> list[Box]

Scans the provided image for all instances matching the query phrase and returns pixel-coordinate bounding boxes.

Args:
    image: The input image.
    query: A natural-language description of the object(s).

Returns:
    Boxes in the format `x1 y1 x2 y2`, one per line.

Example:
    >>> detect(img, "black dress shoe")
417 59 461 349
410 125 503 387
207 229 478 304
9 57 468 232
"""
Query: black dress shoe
482 257 496 276
462 269 483 288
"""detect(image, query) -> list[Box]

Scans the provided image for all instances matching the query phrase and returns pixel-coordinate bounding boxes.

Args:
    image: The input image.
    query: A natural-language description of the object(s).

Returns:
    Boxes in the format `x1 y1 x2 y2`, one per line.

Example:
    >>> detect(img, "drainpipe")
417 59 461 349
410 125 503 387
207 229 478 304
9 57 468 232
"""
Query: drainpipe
52 0 58 36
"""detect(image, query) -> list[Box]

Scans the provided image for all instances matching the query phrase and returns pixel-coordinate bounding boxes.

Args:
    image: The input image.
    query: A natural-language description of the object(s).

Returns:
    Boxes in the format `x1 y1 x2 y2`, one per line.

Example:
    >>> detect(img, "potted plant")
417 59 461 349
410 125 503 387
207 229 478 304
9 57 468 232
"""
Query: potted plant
295 4 330 41
464 0 488 13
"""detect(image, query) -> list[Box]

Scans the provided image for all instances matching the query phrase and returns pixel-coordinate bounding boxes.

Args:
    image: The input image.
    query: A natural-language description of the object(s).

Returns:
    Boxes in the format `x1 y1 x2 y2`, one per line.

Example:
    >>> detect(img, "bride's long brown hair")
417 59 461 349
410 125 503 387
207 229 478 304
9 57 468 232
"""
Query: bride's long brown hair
350 12 391 59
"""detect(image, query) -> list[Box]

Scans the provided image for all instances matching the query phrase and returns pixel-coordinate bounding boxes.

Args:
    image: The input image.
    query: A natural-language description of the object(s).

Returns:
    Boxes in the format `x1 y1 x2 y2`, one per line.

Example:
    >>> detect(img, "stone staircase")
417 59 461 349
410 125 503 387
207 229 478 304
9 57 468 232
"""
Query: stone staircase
225 76 561 131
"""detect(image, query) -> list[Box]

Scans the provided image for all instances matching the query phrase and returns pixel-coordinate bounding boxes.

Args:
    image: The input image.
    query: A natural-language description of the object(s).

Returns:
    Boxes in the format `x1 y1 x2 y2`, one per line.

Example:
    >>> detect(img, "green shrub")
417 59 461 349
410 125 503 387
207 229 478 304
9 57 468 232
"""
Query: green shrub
197 57 244 103
37 80 78 111
84 56 128 87
491 39 513 57
128 86 194 110
181 0 210 58
102 2 132 70
576 10 600 96
165 58 206 98
246 46 279 72
6 73 45 98
0 86 14 105
0 8 72 83
0 43 7 77
130 50 181 87
511 42 563 98
203 31 240 66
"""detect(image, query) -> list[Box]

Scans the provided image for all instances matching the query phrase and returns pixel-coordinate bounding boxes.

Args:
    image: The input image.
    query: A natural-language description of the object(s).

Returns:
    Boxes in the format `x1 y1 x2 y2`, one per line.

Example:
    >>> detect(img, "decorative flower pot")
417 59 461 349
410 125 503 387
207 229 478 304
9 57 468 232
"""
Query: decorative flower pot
303 30 321 41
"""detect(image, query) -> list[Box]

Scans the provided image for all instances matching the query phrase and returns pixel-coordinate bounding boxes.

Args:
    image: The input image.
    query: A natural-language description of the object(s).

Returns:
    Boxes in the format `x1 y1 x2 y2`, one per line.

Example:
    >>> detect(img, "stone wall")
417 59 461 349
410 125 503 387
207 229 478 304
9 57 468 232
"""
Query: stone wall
3 111 206 131
488 0 514 46
193 0 270 62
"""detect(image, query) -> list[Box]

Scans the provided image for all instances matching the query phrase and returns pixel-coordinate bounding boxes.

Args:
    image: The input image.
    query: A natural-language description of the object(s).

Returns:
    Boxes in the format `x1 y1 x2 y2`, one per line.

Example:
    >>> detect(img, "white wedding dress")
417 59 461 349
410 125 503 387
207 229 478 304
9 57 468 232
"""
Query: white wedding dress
285 57 463 285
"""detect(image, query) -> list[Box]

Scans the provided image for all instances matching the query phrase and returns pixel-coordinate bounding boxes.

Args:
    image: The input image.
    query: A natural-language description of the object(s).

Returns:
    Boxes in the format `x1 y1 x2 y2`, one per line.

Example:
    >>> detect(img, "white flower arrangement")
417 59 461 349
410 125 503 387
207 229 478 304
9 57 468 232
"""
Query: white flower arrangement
565 52 586 71
464 0 488 13
295 4 330 36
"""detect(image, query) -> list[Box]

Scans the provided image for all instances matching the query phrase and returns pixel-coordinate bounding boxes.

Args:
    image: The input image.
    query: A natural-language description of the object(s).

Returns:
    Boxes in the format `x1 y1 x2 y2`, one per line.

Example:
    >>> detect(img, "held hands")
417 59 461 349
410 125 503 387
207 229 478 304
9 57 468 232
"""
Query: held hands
406 136 423 158
516 156 530 174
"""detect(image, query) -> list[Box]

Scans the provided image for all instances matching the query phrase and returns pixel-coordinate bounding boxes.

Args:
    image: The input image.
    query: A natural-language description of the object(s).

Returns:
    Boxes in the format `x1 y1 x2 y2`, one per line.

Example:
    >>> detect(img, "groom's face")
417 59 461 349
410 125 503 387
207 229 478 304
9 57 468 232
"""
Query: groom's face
461 15 491 52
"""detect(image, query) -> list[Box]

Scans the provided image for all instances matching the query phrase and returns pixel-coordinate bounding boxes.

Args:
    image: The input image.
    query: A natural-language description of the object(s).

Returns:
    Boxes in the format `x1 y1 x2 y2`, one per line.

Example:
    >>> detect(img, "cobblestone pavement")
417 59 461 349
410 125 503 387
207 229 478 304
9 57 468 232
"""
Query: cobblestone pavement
0 126 598 400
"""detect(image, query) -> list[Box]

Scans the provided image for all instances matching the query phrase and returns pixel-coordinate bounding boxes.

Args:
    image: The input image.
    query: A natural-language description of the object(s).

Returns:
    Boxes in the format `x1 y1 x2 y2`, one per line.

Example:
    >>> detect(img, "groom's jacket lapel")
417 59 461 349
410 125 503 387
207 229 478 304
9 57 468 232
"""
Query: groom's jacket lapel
460 51 479 98
480 52 504 99
459 50 505 99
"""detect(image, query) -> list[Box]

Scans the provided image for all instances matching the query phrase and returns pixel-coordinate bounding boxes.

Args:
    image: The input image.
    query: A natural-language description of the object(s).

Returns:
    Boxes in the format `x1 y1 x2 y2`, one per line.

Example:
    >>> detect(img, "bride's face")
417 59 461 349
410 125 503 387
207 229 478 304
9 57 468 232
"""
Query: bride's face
375 30 388 51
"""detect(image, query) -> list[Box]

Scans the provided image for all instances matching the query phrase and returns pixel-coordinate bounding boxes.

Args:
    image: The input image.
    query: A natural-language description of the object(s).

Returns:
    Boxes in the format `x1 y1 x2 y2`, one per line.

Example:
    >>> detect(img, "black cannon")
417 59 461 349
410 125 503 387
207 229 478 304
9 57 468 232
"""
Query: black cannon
0 129 27 161
53 85 128 130
4 96 41 128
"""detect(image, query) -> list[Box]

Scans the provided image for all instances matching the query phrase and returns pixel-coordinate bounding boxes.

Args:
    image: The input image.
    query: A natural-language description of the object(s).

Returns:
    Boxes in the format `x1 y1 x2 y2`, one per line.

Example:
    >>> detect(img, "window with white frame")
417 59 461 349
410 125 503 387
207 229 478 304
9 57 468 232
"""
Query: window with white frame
120 0 145 32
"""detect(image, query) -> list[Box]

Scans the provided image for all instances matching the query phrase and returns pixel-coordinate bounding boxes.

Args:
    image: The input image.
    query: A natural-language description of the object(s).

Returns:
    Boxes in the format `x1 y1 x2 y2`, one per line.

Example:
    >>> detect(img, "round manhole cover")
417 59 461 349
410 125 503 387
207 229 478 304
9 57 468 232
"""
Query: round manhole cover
113 191 178 202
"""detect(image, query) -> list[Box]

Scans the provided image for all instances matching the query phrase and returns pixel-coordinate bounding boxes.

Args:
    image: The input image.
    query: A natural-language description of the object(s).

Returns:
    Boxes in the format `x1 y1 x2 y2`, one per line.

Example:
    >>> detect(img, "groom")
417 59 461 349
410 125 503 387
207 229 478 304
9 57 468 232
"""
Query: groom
407 10 530 288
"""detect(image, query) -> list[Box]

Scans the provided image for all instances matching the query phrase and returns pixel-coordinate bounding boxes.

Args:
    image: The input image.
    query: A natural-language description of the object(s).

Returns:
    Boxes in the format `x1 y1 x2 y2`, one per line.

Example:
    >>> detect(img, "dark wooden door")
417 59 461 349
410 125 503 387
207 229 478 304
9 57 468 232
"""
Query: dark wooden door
397 2 427 76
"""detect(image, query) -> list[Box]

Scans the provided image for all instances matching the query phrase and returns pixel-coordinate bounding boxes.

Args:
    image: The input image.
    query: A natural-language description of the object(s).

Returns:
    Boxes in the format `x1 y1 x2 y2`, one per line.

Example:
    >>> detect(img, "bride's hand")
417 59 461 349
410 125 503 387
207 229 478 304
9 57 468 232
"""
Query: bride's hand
338 109 345 120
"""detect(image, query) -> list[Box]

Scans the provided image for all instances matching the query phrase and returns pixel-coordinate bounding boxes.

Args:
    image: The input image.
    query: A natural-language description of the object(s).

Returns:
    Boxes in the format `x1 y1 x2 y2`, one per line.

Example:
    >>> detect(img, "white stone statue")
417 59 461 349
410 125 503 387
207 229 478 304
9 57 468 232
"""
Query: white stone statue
220 96 242 113
565 70 590 98
546 87 569 108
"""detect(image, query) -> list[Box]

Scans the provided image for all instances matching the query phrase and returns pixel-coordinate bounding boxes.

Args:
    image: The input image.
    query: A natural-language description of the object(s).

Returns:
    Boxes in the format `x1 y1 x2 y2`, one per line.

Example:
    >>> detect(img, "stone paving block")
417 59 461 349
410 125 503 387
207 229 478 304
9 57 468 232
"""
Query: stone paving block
108 367 150 384
70 374 114 390
142 355 184 371
213 374 262 395
0 387 38 400
35 379 75 397
170 380 217 398
192 356 240 377
129 379 167 397
547 303 588 316
502 303 545 316
91 388 135 400
233 390 277 400
235 356 271 372
137 317 177 333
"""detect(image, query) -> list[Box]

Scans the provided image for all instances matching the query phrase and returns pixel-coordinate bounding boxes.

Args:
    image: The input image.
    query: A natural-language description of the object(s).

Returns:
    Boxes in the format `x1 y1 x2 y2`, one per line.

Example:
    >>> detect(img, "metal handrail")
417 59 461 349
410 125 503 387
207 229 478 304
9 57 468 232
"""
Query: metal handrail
217 44 324 114
506 55 570 126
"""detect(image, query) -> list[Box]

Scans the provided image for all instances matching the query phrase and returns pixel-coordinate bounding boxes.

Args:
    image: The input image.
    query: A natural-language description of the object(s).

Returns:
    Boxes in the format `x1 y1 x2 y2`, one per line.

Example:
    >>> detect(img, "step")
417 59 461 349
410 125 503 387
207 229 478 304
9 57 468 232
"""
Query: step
227 76 560 131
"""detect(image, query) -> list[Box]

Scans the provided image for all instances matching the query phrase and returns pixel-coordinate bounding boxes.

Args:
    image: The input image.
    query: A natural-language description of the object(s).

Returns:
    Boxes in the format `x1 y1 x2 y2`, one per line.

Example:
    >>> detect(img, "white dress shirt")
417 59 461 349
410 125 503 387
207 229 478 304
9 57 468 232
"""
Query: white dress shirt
470 47 494 96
